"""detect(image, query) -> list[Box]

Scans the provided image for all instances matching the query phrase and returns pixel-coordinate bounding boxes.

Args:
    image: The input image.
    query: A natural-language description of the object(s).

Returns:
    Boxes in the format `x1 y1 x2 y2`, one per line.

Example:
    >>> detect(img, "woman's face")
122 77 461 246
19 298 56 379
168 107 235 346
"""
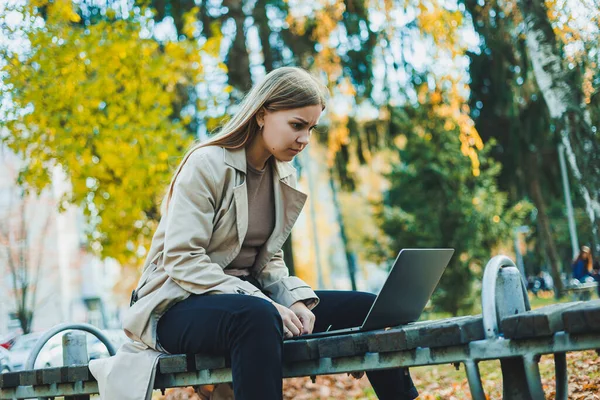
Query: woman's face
258 104 323 162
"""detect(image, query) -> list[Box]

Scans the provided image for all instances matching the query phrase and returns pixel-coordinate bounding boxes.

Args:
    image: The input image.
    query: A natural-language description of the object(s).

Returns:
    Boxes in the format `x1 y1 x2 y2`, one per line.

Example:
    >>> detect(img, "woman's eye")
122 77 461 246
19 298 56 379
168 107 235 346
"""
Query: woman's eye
291 123 302 130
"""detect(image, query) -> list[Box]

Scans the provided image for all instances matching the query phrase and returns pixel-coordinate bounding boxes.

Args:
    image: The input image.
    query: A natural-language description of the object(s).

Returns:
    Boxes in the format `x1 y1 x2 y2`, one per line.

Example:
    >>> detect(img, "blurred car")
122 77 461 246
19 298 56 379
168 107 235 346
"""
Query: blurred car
8 329 131 370
7 332 61 371
0 331 20 350
0 346 12 373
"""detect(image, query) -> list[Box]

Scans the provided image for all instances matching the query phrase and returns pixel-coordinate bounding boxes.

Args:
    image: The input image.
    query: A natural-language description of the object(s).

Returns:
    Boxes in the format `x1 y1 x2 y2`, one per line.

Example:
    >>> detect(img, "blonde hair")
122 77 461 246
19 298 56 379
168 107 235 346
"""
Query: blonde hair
162 67 328 213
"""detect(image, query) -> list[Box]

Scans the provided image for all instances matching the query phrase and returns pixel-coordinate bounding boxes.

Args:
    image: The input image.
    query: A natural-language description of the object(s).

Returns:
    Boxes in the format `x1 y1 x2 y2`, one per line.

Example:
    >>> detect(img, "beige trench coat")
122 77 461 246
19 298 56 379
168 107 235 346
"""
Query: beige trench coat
89 145 319 400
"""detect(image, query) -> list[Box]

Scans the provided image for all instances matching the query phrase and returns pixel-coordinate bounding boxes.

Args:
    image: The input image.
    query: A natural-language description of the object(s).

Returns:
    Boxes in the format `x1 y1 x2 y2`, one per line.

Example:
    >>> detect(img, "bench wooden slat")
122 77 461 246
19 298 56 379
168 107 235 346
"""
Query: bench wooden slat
501 302 584 339
562 299 600 334
405 316 484 349
67 365 92 383
19 370 44 386
317 333 370 358
366 328 408 353
0 371 20 389
1 365 93 390
195 354 227 370
283 339 320 362
40 367 66 385
159 354 191 374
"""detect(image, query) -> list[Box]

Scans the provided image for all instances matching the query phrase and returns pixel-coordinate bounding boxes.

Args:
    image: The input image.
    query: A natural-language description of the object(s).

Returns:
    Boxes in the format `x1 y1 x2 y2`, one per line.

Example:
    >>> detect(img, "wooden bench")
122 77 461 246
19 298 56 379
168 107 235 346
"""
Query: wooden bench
561 281 598 301
2 256 600 400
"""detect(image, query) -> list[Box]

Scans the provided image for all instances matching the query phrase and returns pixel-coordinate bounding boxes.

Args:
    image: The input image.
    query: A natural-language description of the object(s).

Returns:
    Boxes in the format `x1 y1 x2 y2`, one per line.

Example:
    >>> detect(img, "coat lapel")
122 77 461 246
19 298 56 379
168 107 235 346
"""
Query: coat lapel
224 147 248 246
232 184 248 246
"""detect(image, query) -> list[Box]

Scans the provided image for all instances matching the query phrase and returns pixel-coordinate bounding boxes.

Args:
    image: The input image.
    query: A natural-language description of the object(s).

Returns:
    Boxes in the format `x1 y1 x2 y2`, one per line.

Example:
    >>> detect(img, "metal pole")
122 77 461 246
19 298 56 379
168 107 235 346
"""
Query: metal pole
464 360 486 400
558 144 579 258
63 332 88 365
302 147 325 289
554 352 568 400
62 332 90 400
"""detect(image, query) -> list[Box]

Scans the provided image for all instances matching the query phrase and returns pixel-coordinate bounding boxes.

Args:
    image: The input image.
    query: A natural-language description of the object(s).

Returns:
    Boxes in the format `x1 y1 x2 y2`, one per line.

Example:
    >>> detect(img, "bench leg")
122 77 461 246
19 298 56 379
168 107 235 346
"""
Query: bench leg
500 357 534 399
523 354 546 399
464 360 486 400
554 352 568 400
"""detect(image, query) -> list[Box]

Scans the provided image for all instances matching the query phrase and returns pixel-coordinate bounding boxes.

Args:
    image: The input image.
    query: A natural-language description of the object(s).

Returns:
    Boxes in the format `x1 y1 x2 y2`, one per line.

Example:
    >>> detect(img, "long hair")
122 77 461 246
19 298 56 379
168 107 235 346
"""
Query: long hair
161 67 328 214
574 246 593 273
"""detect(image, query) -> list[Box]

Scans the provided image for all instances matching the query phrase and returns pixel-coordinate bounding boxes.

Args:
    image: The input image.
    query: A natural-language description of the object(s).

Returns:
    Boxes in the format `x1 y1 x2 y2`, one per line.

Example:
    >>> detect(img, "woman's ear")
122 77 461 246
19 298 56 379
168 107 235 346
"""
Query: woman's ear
255 108 265 128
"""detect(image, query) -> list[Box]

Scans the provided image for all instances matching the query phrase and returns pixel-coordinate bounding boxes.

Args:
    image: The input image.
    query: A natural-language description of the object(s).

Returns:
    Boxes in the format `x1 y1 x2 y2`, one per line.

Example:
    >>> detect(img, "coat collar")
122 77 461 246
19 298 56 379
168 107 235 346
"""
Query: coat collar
223 146 296 180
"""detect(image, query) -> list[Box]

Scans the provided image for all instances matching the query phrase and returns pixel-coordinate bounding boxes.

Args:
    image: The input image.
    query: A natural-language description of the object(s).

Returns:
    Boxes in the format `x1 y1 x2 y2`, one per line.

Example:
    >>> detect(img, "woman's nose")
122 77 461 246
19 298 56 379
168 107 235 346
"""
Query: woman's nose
297 133 310 145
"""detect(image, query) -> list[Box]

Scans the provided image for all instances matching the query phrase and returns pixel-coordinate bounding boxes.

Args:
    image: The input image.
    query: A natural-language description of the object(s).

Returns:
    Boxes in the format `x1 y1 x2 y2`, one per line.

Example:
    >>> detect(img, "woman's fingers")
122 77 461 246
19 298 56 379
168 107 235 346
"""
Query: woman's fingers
282 326 293 337
284 316 301 336
299 315 310 334
290 313 303 334
298 311 315 334
283 311 302 336
274 302 310 337
308 312 315 334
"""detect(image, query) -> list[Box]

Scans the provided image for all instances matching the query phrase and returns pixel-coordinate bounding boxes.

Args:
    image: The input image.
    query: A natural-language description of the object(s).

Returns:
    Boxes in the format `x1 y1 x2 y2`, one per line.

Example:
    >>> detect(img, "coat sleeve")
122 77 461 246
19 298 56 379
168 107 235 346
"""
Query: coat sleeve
256 248 320 309
162 151 272 302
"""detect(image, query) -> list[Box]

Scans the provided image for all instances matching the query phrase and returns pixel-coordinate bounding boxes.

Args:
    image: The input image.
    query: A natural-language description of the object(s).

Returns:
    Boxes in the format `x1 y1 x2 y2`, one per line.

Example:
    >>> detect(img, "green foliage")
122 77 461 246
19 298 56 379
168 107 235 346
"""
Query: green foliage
379 101 532 315
0 1 221 264
464 0 600 283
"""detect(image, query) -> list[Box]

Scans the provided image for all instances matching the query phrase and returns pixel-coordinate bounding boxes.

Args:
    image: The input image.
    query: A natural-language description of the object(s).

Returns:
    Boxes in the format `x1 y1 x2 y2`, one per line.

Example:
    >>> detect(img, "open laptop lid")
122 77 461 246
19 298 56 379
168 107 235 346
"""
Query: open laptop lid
360 248 454 331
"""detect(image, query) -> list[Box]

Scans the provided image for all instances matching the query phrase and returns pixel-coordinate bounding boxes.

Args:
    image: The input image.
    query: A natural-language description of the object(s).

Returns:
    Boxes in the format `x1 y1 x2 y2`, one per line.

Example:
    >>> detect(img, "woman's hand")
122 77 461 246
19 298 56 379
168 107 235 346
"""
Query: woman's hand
272 302 304 338
289 301 316 335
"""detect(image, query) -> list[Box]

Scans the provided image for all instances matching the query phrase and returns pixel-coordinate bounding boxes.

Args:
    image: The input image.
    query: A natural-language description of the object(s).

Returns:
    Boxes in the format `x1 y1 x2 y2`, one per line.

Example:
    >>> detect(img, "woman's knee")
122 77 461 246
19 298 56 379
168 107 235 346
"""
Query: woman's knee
238 297 282 330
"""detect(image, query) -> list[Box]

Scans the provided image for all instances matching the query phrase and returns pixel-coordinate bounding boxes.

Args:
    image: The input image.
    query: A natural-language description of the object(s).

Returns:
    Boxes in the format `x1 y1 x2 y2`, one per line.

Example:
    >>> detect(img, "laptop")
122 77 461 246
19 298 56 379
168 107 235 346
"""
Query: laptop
285 248 454 340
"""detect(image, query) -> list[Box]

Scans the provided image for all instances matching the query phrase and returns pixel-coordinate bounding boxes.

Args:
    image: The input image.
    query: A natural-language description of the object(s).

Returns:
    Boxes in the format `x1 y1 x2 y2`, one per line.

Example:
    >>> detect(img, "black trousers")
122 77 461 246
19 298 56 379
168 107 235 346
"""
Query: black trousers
157 289 418 400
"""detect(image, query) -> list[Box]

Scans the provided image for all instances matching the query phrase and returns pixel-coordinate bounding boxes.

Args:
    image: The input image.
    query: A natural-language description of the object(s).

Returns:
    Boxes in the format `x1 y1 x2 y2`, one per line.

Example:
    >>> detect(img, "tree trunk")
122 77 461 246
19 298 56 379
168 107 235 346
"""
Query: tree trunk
529 154 565 297
253 0 274 73
518 0 600 246
223 0 252 92
17 309 32 334
329 172 357 290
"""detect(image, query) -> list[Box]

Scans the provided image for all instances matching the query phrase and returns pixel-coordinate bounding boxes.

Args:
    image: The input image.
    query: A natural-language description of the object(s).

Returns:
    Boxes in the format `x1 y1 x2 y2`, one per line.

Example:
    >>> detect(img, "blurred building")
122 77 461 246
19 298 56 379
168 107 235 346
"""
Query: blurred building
0 146 121 336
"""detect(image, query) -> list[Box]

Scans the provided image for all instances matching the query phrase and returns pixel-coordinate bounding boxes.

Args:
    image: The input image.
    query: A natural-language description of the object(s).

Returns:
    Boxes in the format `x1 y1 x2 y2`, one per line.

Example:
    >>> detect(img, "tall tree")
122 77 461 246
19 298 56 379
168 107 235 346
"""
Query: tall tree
0 0 217 264
462 0 572 294
379 98 530 315
518 0 600 248
2 0 496 288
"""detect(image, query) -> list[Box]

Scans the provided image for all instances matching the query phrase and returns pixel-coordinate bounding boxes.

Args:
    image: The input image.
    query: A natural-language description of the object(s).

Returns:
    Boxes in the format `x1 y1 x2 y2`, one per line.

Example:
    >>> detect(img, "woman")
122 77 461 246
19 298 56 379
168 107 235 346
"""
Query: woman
572 245 594 283
92 67 417 400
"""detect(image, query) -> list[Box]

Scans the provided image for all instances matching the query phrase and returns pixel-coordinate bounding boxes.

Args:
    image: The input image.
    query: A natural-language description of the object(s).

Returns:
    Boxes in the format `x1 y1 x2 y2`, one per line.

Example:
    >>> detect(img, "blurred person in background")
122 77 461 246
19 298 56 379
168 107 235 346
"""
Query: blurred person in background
571 245 595 284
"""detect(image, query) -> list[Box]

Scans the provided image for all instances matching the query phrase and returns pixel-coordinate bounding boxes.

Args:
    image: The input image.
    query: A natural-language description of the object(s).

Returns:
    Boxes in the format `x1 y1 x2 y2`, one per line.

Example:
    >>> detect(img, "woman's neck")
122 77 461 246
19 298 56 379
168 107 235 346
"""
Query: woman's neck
246 136 272 170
